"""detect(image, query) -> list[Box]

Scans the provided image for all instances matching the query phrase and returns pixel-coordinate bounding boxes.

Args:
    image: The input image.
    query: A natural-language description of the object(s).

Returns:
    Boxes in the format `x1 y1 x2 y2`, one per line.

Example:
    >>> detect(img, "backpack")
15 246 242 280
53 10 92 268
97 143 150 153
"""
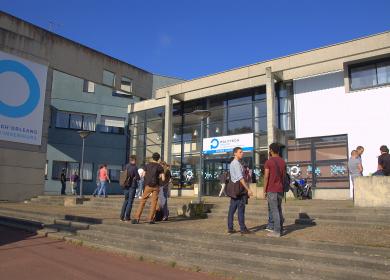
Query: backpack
272 158 291 194
119 165 133 189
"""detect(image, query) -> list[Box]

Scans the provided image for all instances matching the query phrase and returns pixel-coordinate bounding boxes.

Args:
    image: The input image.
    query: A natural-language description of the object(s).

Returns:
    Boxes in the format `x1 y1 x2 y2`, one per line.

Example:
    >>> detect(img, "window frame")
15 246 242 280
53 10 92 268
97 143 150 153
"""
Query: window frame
55 111 96 132
348 57 390 91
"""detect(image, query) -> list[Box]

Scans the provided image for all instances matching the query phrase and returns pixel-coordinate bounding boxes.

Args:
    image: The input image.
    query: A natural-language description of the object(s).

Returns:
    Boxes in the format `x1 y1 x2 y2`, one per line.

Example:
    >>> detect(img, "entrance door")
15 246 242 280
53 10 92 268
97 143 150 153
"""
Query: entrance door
203 159 229 196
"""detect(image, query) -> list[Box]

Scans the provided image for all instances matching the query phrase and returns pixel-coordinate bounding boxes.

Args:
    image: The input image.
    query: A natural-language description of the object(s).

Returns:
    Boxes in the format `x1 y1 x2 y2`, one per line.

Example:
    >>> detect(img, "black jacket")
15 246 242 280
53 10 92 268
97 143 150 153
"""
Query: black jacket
125 163 140 188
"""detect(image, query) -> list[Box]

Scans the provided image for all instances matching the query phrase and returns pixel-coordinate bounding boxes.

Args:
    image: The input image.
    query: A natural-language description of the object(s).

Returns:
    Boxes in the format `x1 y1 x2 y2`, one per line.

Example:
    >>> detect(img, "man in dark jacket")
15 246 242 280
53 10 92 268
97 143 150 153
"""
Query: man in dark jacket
120 155 140 221
60 168 66 195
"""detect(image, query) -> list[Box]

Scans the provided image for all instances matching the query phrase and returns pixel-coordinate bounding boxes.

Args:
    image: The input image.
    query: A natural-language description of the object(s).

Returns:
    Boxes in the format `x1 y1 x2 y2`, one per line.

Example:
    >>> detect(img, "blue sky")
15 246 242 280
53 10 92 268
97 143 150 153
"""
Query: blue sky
1 0 390 80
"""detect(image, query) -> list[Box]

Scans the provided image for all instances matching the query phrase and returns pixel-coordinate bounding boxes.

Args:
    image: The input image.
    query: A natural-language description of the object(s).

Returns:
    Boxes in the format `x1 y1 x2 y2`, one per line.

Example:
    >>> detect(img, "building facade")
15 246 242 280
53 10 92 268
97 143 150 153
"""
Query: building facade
0 12 182 201
129 31 390 200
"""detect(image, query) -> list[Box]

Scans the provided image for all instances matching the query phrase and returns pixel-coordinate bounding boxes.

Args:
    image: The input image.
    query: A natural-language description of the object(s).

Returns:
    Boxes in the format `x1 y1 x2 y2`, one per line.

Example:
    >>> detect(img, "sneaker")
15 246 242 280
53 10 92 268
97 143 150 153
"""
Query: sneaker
265 227 274 232
148 221 155 225
267 232 281 238
227 229 236 234
131 219 139 224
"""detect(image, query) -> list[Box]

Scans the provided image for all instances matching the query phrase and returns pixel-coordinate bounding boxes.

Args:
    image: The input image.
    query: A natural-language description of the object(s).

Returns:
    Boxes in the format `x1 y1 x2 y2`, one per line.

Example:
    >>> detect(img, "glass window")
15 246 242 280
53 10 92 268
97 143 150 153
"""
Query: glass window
146 119 163 133
108 165 122 182
183 141 200 153
120 77 133 93
208 108 226 123
70 114 83 130
56 111 69 128
209 95 227 109
130 112 145 124
100 116 124 134
146 107 164 121
254 117 267 133
206 122 226 138
131 134 145 148
254 101 267 118
228 103 252 121
227 91 252 106
350 64 377 90
67 162 80 179
81 163 93 180
103 70 115 86
83 80 95 93
52 161 67 180
182 125 200 142
254 87 266 100
377 61 390 84
280 114 292 131
228 119 252 135
145 132 162 146
130 147 145 164
83 115 96 131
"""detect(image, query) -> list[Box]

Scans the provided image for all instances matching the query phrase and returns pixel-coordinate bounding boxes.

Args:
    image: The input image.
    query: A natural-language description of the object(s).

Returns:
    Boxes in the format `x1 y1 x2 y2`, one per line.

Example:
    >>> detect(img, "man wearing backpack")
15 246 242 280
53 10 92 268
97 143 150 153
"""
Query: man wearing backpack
120 155 140 222
263 143 286 238
132 152 165 224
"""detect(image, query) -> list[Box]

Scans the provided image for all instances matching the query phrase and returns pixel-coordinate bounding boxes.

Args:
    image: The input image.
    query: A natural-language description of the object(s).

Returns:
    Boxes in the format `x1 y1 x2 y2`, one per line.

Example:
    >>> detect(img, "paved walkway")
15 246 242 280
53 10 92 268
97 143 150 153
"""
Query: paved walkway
0 225 220 280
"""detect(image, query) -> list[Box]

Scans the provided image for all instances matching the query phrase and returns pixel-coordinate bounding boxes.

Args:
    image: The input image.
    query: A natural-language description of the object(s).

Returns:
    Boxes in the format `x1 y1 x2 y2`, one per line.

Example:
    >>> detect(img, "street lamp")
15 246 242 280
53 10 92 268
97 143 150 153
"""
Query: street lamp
191 110 211 203
77 130 94 198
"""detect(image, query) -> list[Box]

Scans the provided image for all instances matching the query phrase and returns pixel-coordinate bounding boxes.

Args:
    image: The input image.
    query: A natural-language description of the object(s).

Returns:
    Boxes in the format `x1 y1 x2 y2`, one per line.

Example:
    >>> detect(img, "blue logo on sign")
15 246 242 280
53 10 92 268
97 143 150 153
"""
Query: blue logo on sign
0 60 40 118
210 138 219 149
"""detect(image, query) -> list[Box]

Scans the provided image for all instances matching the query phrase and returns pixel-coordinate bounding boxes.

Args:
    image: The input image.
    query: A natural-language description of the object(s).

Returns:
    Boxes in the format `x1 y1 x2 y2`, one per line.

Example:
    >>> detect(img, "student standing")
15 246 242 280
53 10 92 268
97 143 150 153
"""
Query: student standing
356 146 365 175
97 164 110 198
136 165 145 199
132 153 165 224
120 155 140 221
70 172 80 195
158 161 171 221
227 147 253 234
60 168 66 195
263 143 286 238
348 150 363 186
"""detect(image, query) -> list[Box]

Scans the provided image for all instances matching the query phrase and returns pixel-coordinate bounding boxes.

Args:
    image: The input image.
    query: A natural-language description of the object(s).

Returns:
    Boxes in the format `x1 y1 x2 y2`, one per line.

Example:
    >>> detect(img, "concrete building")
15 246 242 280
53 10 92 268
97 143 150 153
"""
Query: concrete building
129 31 390 200
0 12 182 201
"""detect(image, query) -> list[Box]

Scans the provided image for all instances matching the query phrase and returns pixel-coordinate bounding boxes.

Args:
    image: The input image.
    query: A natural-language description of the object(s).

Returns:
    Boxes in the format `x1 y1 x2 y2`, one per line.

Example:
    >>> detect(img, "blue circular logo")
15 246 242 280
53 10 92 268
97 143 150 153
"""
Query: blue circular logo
0 60 40 118
210 138 219 149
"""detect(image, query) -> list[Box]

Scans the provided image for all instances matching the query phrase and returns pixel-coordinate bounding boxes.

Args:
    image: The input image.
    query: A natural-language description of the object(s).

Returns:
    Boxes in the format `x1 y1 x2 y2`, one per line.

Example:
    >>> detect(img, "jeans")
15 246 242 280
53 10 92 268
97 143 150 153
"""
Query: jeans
120 186 137 220
267 192 284 234
227 195 247 231
97 180 108 197
135 180 144 198
61 182 66 195
158 186 169 218
267 202 273 229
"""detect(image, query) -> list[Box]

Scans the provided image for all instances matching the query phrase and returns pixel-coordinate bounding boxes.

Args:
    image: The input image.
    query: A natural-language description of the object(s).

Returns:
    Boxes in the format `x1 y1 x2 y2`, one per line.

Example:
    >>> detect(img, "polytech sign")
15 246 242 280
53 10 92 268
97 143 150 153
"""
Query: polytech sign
203 133 254 155
0 51 47 145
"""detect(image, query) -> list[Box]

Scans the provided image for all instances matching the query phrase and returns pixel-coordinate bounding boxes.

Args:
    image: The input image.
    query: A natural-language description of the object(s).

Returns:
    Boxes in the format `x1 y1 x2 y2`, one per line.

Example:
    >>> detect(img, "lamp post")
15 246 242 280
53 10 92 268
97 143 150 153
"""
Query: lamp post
77 130 93 198
191 110 211 203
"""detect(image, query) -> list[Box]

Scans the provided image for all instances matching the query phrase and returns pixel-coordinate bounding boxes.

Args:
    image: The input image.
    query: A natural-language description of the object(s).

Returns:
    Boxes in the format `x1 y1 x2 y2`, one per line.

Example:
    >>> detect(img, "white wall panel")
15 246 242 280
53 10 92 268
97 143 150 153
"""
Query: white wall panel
294 71 390 197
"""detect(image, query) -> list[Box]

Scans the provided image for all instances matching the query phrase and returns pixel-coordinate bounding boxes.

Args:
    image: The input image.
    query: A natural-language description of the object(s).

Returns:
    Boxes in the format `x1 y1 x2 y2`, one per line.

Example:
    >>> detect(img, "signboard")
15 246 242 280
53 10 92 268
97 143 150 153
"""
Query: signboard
203 133 254 155
0 51 47 145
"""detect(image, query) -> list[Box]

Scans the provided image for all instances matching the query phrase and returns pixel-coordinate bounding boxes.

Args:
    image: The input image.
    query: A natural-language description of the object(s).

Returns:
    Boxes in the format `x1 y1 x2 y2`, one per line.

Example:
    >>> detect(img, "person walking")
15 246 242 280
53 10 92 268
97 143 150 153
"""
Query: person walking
218 170 228 197
136 165 145 199
92 167 101 197
157 161 172 221
227 147 253 235
120 155 140 222
97 164 110 198
348 150 363 187
70 172 80 196
263 143 286 238
60 168 67 195
373 145 390 176
132 153 165 224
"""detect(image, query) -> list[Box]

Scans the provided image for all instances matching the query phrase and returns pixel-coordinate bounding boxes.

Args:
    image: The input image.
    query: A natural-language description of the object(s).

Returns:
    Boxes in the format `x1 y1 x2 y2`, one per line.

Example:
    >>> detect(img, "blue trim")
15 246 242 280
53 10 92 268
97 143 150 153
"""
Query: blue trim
203 146 253 154
0 60 40 118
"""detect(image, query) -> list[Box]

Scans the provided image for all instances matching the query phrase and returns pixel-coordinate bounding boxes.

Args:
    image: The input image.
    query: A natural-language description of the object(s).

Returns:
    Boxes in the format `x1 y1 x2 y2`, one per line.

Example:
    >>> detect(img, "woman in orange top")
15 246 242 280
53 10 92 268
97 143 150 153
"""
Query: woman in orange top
97 164 110 198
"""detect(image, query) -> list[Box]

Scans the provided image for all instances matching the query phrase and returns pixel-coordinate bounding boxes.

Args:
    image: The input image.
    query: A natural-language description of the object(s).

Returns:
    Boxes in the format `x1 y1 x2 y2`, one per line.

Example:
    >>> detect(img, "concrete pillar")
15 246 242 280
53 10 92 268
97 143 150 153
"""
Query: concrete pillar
266 67 276 146
163 92 173 164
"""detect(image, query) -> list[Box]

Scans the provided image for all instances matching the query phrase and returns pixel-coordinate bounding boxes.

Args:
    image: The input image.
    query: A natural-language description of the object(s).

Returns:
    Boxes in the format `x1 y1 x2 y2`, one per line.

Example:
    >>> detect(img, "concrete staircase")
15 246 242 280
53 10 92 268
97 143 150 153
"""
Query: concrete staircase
1 196 389 279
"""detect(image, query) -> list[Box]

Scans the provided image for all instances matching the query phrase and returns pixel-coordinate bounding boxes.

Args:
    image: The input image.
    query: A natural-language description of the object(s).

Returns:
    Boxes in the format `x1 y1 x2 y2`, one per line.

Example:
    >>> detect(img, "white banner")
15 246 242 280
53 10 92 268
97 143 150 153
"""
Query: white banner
0 51 47 145
203 133 254 155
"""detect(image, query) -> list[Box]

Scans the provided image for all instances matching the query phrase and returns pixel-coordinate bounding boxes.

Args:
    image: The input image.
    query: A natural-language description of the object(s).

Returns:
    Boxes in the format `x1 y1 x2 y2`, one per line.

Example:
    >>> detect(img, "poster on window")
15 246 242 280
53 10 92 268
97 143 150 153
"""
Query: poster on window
0 51 48 145
203 133 254 155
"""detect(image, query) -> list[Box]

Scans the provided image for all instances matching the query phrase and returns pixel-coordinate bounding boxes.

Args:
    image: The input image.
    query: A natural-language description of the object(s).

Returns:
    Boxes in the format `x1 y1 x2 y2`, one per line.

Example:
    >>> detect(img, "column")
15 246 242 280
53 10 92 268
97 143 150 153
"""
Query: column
266 67 276 146
163 92 173 164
